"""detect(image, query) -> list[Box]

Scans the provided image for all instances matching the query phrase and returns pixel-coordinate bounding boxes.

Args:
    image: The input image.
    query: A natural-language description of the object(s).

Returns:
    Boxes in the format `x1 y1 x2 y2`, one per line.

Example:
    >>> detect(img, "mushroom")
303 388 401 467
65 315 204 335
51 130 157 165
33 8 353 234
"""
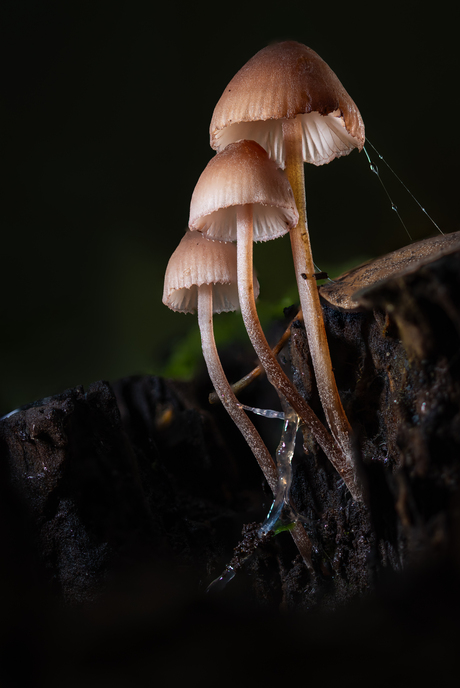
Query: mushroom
210 41 365 476
162 229 277 482
188 140 297 382
189 140 362 501
162 228 313 563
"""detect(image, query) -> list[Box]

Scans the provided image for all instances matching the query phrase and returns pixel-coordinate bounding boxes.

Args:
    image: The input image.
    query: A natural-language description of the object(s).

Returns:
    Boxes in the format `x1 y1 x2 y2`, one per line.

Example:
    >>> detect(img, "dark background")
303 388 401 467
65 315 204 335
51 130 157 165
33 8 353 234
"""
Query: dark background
1 0 457 412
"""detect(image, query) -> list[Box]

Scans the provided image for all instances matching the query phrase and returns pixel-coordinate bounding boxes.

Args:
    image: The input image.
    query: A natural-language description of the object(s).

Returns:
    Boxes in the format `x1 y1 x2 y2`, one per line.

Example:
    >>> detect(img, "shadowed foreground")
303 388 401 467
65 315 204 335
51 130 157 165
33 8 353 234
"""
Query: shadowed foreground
1 244 460 686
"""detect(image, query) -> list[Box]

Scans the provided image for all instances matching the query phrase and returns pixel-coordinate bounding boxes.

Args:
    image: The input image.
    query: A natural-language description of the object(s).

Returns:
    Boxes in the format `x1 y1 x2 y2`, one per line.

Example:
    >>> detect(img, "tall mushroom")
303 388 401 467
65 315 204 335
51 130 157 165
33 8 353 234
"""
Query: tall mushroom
210 41 365 476
162 228 313 564
189 140 362 500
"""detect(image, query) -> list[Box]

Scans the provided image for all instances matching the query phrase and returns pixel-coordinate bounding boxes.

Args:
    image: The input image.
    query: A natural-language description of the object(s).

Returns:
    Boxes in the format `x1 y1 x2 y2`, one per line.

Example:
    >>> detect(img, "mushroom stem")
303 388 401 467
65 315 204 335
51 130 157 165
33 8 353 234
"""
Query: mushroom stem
197 283 313 567
282 116 355 467
235 206 362 501
197 283 277 492
208 308 303 404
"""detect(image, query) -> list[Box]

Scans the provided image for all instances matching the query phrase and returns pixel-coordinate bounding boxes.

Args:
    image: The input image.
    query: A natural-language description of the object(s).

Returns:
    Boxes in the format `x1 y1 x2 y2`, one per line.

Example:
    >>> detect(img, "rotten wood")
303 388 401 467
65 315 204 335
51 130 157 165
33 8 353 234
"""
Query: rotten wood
1 235 460 620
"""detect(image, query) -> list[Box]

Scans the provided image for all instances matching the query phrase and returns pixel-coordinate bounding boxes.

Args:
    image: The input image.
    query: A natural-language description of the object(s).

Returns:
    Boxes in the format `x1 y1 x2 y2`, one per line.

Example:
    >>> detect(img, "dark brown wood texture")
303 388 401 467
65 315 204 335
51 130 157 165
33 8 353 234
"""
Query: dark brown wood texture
1 243 459 686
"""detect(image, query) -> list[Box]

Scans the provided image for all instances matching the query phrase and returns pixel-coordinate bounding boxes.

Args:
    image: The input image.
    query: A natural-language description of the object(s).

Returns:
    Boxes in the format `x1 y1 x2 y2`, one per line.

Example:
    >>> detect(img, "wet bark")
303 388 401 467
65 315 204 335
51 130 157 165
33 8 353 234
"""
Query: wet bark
1 246 460 685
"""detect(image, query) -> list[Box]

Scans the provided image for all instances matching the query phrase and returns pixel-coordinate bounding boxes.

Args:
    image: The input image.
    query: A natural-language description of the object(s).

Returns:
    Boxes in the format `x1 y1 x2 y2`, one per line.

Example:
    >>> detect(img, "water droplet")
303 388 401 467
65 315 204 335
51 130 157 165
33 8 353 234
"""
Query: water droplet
207 565 236 593
238 403 285 420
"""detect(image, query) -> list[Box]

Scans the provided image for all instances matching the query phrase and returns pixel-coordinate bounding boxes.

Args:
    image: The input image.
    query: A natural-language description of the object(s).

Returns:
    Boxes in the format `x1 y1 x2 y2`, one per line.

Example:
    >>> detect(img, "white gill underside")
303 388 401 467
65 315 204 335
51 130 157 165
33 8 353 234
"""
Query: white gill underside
167 282 241 315
214 110 358 168
197 204 292 243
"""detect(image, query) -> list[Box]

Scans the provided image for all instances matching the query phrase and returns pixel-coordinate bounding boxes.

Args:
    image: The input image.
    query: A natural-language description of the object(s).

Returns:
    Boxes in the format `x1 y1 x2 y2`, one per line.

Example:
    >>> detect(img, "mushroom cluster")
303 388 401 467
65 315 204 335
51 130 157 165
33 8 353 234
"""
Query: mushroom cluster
163 41 365 546
210 41 365 478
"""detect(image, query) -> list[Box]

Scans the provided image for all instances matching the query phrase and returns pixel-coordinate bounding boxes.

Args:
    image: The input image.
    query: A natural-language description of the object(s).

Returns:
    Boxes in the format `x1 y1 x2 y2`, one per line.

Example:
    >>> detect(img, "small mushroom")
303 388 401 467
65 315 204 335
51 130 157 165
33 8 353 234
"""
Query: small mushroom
189 141 298 394
189 140 362 500
163 229 314 563
210 41 365 470
162 229 279 488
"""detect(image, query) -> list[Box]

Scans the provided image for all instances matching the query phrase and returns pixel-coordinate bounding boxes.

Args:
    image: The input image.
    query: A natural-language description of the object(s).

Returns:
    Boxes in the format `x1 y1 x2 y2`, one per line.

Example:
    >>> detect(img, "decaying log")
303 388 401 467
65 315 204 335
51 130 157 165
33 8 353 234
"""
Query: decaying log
0 378 245 605
1 235 460 618
320 235 460 569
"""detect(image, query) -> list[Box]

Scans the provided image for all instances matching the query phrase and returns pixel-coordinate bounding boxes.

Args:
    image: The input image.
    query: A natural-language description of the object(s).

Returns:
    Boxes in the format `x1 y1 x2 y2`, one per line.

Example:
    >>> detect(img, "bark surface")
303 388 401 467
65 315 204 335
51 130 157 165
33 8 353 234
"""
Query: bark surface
1 247 460 686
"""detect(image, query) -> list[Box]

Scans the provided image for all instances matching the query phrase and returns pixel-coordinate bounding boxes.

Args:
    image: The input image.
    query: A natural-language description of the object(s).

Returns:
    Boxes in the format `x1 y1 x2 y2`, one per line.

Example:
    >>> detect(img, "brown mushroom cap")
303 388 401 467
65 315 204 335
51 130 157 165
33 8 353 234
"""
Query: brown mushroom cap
162 229 260 314
189 140 299 242
210 41 365 167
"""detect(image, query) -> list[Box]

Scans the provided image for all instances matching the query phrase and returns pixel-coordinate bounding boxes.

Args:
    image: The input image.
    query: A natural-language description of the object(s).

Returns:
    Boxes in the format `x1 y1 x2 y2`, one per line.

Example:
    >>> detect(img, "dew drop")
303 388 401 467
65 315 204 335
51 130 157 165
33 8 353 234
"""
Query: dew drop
207 565 236 593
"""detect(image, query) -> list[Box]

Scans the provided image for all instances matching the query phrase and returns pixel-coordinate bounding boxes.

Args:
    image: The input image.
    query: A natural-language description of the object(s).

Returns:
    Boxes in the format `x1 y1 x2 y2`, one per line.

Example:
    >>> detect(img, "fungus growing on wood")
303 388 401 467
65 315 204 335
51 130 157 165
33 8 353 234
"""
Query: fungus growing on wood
210 40 364 475
162 229 313 563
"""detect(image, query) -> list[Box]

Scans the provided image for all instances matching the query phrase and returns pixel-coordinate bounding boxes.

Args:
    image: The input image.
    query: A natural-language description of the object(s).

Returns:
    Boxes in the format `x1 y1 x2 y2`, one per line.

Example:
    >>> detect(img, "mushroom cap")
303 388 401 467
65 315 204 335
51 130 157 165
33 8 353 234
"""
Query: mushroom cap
162 229 260 314
189 140 299 242
210 41 365 167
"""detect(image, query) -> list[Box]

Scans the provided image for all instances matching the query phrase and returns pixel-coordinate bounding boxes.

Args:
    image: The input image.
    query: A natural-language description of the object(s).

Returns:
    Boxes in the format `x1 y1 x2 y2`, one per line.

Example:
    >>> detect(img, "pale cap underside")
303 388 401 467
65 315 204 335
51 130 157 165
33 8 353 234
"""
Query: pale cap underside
212 110 361 168
193 203 295 242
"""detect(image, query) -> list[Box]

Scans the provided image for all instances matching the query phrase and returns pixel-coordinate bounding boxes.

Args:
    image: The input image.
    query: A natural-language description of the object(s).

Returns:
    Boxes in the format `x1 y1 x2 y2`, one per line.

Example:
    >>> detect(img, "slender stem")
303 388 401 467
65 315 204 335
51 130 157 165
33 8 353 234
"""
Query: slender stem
208 308 303 405
197 284 277 492
282 117 356 472
236 206 362 501
197 283 313 567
